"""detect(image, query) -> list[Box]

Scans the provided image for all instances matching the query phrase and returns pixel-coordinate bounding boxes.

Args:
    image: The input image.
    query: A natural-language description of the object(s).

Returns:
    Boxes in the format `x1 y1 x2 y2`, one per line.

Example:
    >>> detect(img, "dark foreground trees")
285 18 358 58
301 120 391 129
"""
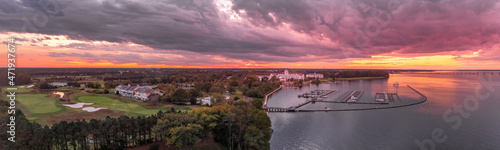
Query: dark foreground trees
0 107 167 150
0 99 272 150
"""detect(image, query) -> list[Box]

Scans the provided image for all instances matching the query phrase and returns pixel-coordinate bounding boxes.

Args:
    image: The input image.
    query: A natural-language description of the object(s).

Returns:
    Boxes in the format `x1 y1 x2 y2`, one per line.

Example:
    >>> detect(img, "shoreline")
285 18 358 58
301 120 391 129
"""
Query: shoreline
263 85 283 108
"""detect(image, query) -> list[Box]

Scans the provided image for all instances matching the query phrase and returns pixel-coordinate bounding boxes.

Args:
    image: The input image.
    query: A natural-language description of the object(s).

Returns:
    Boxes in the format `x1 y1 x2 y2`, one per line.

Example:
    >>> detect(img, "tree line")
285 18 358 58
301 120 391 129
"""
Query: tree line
0 71 32 86
336 70 389 78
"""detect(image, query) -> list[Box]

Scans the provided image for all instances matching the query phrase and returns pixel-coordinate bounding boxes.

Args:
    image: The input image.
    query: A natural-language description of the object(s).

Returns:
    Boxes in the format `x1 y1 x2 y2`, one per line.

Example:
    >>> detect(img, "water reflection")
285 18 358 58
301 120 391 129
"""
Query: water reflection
269 72 500 150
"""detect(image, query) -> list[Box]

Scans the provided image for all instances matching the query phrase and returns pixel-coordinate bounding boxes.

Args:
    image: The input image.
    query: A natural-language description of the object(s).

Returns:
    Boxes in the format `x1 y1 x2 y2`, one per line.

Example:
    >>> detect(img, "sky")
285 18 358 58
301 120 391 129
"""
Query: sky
1 0 500 69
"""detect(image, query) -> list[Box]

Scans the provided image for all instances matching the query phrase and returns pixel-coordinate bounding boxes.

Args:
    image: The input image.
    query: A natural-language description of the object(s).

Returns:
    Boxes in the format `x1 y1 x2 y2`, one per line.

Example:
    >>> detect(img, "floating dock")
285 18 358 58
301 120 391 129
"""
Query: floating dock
298 90 335 99
375 92 399 102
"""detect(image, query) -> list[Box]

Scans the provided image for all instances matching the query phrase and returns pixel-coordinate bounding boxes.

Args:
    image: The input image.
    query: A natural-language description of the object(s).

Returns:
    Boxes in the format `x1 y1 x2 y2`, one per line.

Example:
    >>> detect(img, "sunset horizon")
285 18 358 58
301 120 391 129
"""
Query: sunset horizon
2 0 500 149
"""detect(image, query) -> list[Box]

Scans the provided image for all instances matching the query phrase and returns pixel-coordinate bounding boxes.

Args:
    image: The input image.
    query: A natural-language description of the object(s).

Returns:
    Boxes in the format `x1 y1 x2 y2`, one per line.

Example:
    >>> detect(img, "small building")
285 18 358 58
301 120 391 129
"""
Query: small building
225 91 230 100
50 82 67 87
198 97 212 106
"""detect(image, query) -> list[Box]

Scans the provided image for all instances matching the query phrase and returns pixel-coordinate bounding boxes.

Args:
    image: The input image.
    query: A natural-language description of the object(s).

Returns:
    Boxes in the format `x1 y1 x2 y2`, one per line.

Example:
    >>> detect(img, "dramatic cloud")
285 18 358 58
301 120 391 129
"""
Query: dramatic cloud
0 0 499 68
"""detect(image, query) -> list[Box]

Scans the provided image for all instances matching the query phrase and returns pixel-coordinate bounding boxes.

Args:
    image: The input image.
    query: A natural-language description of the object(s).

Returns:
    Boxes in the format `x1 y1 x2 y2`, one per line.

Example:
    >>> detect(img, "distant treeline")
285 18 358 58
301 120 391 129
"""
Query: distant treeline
0 100 271 150
336 70 389 78
0 71 32 86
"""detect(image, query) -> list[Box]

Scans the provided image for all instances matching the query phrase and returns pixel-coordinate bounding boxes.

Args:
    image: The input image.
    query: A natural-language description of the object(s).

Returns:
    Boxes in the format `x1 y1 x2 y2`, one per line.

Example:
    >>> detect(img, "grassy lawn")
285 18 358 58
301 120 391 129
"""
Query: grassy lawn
76 76 91 78
319 78 334 82
2 85 33 94
75 95 190 115
16 94 64 114
57 87 70 90
2 87 32 93
335 76 388 81
8 90 191 125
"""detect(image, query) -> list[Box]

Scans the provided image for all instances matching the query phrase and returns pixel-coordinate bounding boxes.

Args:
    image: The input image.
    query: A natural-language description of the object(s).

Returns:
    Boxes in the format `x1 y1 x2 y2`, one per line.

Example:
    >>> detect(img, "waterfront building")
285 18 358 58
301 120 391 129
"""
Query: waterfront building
306 73 324 79
269 70 305 81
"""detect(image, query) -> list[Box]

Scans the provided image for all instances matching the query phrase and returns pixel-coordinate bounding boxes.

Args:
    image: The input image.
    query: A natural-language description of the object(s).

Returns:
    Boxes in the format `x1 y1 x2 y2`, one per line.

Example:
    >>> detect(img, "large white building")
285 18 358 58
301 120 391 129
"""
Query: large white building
268 70 305 81
306 73 324 79
115 83 163 101
258 70 324 82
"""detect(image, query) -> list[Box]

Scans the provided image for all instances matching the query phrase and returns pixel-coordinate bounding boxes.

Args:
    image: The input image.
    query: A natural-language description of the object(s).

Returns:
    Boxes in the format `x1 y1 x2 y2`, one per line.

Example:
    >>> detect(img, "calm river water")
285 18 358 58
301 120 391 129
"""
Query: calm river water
267 72 500 150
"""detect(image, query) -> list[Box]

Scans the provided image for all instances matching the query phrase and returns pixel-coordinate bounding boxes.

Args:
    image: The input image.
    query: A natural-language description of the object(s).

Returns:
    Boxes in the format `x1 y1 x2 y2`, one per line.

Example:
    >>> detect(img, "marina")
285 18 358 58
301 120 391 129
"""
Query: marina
264 85 425 112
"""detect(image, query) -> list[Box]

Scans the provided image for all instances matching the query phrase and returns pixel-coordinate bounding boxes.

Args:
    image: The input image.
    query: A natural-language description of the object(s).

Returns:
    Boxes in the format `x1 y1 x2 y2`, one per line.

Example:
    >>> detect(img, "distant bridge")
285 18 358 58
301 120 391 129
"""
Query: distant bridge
431 72 499 75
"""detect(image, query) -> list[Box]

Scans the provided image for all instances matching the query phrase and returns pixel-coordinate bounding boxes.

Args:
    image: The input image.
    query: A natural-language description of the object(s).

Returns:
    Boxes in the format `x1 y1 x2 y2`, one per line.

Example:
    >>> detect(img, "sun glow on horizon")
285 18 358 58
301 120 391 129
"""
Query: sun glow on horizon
1 32 499 69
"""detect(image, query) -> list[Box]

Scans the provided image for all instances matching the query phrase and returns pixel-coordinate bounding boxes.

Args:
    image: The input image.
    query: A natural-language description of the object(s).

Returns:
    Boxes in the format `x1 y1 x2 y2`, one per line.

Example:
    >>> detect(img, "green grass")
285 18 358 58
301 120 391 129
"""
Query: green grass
9 90 192 125
2 85 33 94
2 87 32 93
335 76 387 81
76 95 190 115
319 78 334 82
16 94 63 114
75 76 91 78
57 87 70 90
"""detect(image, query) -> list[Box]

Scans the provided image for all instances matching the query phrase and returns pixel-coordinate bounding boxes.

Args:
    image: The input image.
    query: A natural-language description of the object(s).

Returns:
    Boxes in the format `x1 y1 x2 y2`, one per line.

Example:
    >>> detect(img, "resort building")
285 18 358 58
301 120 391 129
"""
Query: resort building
115 83 163 101
306 73 324 79
257 70 324 82
269 70 305 81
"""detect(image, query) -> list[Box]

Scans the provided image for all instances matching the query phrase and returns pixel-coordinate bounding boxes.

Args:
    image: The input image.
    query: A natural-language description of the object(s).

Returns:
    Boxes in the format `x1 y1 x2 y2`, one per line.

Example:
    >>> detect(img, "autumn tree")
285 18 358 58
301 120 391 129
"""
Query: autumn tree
147 93 161 105
171 88 189 104
166 124 204 150
188 89 202 105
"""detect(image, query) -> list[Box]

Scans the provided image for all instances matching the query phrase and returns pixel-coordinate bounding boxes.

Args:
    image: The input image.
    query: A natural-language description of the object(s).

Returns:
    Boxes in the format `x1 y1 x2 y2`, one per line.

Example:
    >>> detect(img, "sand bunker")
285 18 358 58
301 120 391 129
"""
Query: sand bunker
63 102 107 112
53 92 65 98
63 103 93 108
82 107 106 112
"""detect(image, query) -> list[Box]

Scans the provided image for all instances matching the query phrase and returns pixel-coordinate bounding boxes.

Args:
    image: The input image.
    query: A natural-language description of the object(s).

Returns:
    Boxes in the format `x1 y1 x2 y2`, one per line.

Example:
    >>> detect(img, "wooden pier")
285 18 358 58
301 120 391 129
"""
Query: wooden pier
264 107 296 112
341 91 355 102
315 100 388 105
